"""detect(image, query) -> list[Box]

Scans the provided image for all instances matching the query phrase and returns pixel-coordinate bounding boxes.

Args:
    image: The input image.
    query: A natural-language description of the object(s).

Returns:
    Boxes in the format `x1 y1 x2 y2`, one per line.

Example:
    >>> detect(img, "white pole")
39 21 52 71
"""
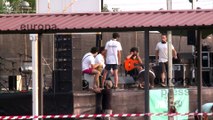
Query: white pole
167 1 174 120
30 34 39 120
32 1 39 119
191 0 196 80
192 0 197 9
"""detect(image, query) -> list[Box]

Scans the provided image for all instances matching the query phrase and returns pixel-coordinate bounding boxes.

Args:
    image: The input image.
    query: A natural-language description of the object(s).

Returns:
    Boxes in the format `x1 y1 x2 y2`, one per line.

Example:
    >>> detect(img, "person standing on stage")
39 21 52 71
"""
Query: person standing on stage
155 33 177 87
102 33 122 89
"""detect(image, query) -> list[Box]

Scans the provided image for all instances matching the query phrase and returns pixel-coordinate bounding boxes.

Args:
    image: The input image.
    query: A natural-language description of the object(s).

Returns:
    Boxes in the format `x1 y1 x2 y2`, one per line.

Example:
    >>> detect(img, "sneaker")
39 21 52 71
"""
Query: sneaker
139 84 144 89
161 83 167 87
149 85 154 89
113 85 118 89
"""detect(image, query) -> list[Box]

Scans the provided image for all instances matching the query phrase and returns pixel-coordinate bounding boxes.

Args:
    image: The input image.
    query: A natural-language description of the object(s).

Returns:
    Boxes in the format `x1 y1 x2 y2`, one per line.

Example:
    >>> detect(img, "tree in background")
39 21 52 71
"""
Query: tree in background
0 0 35 14
0 1 3 13
0 0 12 13
102 4 109 12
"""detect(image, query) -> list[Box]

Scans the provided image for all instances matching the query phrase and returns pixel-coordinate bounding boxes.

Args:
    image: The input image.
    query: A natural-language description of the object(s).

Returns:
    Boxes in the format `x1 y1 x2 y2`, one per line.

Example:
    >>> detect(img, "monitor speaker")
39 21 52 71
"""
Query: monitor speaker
8 75 22 91
202 70 211 86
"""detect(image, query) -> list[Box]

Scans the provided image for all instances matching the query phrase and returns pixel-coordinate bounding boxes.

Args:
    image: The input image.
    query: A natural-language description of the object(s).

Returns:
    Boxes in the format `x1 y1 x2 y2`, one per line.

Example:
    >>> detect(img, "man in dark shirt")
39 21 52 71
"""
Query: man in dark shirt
136 65 156 89
102 80 113 120
124 47 143 81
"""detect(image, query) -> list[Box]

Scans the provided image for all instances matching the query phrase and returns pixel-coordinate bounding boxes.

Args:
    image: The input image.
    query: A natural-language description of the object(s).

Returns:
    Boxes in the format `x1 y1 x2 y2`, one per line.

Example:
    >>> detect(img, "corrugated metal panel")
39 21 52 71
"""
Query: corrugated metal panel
0 9 213 33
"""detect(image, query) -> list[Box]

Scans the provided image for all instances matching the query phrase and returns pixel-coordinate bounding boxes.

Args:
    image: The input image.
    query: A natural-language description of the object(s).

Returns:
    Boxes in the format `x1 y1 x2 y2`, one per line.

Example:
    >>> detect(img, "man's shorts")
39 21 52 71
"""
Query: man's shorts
82 68 93 74
105 64 118 71
159 62 168 73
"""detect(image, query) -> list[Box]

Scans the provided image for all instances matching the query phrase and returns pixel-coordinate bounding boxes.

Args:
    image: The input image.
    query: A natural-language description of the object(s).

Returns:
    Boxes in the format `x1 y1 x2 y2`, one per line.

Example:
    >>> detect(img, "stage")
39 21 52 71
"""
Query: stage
0 86 213 120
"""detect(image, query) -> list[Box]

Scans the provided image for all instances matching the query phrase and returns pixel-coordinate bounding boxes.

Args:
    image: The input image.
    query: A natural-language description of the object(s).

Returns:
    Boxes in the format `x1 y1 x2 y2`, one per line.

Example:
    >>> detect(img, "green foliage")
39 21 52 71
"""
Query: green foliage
102 4 109 12
0 1 3 13
1 0 36 13
26 0 36 10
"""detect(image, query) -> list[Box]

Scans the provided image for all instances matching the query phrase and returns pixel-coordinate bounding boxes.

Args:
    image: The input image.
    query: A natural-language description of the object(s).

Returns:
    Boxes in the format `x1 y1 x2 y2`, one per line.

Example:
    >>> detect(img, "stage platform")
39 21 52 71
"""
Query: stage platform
0 86 213 120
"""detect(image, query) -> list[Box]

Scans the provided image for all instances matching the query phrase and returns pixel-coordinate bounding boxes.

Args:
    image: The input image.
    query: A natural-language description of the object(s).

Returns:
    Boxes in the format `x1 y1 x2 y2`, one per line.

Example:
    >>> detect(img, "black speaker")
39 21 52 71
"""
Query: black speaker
173 65 184 85
187 30 196 45
53 34 82 92
52 70 72 92
56 61 72 70
202 70 211 86
8 76 17 90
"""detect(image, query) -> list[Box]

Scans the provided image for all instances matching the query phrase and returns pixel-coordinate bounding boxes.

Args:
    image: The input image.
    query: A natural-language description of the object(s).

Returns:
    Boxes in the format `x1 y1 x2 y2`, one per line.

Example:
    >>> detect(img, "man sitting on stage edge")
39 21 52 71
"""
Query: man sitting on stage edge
82 47 101 92
124 47 143 81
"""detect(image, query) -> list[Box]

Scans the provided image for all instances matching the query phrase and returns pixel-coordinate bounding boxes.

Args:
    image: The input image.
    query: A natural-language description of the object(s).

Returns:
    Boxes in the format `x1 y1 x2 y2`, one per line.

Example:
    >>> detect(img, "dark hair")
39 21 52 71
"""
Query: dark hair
161 33 167 36
90 47 98 54
130 47 138 52
98 46 105 53
112 32 120 39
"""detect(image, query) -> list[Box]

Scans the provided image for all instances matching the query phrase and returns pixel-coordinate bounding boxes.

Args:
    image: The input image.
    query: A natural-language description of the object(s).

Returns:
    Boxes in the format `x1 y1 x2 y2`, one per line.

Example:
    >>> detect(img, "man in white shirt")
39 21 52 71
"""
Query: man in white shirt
195 103 213 120
95 46 105 73
82 47 101 91
155 34 177 87
95 46 106 87
102 33 122 89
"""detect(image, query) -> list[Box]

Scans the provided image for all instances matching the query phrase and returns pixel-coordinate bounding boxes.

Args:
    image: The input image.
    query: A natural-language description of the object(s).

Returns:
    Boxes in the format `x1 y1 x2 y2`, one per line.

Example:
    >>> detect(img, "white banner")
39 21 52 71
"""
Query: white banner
150 89 189 120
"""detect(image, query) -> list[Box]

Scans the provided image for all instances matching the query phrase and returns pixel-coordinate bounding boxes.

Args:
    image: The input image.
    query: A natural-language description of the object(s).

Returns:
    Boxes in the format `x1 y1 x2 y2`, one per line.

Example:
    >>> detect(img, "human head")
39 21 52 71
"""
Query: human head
90 47 98 56
105 80 113 89
130 47 138 52
98 46 105 54
130 47 139 56
112 32 120 39
161 33 167 43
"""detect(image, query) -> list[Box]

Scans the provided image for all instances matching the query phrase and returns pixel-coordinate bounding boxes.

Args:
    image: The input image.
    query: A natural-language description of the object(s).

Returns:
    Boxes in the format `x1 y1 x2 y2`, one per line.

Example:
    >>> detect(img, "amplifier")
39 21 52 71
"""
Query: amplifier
173 64 191 86
202 70 211 87
8 75 22 91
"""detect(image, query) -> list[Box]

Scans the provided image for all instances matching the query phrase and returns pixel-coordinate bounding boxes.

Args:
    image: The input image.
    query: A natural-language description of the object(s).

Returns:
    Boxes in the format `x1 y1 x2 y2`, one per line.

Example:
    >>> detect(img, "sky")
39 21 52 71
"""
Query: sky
104 0 213 11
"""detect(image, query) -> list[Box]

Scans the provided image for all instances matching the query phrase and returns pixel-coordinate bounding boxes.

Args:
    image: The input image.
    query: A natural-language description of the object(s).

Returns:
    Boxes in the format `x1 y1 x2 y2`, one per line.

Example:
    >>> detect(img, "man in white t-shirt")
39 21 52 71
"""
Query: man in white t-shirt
155 34 177 87
102 33 122 89
102 33 122 88
82 47 101 91
95 46 105 73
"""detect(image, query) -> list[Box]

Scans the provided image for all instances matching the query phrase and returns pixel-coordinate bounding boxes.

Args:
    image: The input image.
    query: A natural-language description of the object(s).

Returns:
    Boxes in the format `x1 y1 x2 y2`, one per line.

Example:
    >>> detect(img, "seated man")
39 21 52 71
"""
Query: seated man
82 47 101 92
195 103 213 120
135 65 156 89
95 46 106 74
124 47 143 81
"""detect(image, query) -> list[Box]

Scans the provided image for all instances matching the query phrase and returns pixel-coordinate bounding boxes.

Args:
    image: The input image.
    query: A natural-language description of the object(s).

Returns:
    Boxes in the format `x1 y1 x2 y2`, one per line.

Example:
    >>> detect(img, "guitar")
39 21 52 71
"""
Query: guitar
124 59 140 72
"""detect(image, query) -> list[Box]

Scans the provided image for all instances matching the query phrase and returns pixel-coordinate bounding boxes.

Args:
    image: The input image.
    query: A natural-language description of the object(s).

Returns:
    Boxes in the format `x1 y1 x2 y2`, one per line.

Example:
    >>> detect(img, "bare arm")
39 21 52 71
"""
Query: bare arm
126 52 134 59
155 50 159 61
172 49 177 59
118 50 121 65
91 63 100 69
136 53 143 64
